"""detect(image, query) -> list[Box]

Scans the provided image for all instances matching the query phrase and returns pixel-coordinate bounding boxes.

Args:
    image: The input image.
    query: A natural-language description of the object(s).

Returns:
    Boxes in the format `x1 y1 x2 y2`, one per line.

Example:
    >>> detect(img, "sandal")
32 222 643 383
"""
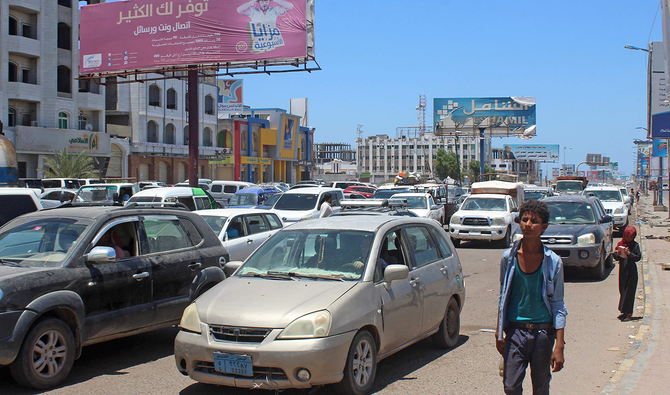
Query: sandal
617 313 626 320
621 314 633 321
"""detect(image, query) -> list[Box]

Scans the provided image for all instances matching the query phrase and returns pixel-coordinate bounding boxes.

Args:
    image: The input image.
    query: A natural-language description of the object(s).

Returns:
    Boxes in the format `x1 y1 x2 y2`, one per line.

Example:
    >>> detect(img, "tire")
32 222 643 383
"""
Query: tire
334 330 377 395
10 318 75 390
589 246 606 280
451 238 461 247
432 297 461 349
500 227 511 248
605 248 614 268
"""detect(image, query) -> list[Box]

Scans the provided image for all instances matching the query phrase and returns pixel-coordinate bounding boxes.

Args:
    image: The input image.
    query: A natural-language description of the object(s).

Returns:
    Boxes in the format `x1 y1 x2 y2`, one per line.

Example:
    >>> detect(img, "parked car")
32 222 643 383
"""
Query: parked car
342 186 376 198
208 181 257 207
75 183 138 204
449 193 519 247
329 181 365 190
582 186 629 233
370 188 409 200
127 187 219 211
174 216 465 394
195 209 284 261
523 186 554 201
332 199 419 217
41 178 81 190
271 187 344 223
0 205 229 389
227 187 280 209
0 188 43 227
512 195 614 279
389 193 444 223
39 189 78 208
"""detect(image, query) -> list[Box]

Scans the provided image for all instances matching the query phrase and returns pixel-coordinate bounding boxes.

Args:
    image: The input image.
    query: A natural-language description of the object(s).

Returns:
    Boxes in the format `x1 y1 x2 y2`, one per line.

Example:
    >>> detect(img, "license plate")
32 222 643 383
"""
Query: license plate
213 352 253 377
469 231 481 235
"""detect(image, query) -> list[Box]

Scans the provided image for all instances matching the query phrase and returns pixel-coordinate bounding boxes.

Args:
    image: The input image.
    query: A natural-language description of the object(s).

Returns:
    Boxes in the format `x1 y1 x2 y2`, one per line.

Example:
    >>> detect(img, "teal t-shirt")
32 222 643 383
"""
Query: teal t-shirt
507 256 552 323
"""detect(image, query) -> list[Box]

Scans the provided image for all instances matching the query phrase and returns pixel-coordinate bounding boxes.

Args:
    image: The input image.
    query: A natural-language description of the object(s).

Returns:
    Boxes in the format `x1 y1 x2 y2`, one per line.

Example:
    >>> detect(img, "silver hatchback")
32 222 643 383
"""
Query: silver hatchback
174 216 465 394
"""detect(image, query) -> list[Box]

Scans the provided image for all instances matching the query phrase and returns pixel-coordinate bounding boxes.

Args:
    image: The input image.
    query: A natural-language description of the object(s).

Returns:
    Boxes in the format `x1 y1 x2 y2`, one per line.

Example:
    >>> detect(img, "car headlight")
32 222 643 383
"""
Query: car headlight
450 215 461 224
512 234 523 242
491 217 505 226
577 233 596 245
179 303 202 334
277 310 331 339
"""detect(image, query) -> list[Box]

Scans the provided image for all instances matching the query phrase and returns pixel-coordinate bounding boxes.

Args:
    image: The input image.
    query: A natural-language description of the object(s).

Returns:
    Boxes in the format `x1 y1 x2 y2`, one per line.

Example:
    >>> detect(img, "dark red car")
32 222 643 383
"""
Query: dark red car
343 186 377 198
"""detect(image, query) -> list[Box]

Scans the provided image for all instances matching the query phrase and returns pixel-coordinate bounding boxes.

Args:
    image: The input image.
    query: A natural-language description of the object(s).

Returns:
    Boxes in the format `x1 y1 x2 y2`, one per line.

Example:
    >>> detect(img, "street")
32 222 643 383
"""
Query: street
0 237 639 395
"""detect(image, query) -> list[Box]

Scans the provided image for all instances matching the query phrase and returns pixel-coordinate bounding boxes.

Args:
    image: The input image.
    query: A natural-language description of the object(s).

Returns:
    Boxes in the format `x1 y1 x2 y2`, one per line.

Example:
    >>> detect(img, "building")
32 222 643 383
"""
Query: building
357 132 489 184
491 148 540 182
2 0 108 178
314 142 356 165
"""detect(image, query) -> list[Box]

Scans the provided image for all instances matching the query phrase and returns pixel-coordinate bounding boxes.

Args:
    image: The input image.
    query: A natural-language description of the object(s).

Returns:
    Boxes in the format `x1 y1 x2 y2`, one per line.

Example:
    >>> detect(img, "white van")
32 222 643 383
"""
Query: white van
208 181 256 206
126 187 219 211
0 188 43 227
270 187 344 223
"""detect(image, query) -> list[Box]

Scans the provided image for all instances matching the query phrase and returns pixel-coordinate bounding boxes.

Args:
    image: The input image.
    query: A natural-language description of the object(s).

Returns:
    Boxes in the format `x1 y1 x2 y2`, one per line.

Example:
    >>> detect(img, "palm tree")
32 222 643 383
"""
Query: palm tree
38 149 100 178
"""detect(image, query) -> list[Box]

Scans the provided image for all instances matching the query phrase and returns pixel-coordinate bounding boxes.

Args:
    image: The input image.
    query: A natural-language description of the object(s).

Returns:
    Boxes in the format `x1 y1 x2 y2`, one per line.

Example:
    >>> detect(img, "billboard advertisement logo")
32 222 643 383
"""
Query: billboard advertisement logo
83 54 102 69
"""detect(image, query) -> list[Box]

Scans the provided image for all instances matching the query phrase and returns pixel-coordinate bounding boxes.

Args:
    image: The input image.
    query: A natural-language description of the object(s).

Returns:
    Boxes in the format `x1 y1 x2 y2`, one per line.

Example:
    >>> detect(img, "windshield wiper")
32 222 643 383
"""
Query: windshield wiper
241 271 296 280
286 272 345 281
0 259 24 267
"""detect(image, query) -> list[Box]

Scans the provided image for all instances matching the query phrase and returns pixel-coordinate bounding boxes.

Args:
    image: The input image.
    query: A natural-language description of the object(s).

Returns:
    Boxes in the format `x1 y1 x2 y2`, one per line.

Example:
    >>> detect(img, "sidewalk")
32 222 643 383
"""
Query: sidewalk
601 193 670 394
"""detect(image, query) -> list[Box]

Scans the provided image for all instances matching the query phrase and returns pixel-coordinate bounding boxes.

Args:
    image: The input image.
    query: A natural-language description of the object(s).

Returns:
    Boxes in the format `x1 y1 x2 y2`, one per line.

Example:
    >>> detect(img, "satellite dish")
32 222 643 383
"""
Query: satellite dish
85 124 93 131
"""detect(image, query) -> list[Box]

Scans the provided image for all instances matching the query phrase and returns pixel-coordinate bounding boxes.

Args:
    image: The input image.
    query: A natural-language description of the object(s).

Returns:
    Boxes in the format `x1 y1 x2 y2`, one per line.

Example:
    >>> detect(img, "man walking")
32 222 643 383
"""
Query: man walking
496 200 567 394
319 192 333 218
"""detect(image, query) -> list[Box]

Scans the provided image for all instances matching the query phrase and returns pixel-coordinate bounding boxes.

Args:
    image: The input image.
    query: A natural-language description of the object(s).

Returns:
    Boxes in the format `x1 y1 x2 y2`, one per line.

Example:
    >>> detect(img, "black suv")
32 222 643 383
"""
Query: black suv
0 206 229 389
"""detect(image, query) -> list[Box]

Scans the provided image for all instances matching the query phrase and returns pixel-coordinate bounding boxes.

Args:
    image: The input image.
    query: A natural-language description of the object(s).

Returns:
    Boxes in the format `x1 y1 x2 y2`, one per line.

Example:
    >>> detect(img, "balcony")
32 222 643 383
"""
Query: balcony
5 81 41 102
78 91 105 110
6 35 40 57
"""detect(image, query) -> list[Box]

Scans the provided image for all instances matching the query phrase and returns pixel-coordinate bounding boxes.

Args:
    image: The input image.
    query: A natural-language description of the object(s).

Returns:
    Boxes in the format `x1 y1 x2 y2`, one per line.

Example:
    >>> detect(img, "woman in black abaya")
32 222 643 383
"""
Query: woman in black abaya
614 226 641 321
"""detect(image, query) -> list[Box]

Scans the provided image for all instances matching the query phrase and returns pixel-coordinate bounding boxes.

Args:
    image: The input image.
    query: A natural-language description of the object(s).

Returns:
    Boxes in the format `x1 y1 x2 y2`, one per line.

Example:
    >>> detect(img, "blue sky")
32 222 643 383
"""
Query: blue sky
236 0 663 175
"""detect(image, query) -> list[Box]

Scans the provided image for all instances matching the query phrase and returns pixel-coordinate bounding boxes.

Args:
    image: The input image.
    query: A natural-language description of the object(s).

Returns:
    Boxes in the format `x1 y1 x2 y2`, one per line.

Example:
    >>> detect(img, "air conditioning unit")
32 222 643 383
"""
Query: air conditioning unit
31 121 39 127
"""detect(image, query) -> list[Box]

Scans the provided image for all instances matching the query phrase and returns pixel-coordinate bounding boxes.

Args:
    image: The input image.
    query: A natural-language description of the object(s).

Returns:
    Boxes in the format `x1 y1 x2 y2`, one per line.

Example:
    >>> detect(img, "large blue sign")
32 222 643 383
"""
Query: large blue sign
653 138 667 157
434 97 536 132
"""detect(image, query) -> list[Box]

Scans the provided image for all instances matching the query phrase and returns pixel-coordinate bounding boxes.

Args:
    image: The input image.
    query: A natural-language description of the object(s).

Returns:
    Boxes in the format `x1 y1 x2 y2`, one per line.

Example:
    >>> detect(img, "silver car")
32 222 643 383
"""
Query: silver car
174 216 465 394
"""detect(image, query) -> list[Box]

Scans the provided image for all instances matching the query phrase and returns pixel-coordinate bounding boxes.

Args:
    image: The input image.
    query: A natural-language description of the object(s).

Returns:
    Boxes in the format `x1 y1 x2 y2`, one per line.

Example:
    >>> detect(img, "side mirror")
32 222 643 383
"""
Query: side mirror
224 261 243 277
511 207 519 213
84 246 116 264
601 215 612 223
431 204 440 210
384 264 409 288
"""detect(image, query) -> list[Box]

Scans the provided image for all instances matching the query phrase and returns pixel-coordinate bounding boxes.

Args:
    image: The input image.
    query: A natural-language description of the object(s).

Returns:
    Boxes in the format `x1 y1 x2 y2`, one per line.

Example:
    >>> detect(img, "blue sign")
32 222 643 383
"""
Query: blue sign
653 139 668 157
652 112 670 138
434 97 536 132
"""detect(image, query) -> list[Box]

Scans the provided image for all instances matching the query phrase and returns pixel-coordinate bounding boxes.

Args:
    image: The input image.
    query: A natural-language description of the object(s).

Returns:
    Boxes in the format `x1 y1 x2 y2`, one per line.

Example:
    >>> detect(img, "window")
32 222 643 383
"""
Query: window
57 66 71 93
405 226 439 268
147 121 158 142
57 23 71 50
22 24 33 39
166 88 177 109
183 126 189 145
184 93 189 112
245 214 270 234
78 115 89 130
58 112 69 129
205 94 214 115
9 16 18 35
144 218 193 253
8 62 18 82
149 84 161 107
223 185 238 193
203 127 212 146
266 214 282 230
164 123 176 144
58 0 72 7
226 216 247 239
8 108 16 127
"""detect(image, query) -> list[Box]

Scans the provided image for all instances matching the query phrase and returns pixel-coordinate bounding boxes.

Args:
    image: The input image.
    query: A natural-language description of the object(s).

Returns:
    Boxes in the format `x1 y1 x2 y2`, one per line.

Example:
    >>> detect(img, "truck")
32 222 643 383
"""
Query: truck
555 176 588 195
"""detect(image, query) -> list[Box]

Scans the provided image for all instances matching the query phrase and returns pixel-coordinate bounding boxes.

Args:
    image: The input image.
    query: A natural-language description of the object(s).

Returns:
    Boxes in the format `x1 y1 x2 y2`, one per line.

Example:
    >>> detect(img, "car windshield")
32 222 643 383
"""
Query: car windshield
262 193 281 207
391 196 426 209
229 194 257 207
525 191 548 200
77 186 118 202
461 197 506 211
372 190 404 199
238 229 374 281
556 181 583 192
200 215 228 235
547 202 596 224
586 190 622 202
0 218 91 267
273 193 319 210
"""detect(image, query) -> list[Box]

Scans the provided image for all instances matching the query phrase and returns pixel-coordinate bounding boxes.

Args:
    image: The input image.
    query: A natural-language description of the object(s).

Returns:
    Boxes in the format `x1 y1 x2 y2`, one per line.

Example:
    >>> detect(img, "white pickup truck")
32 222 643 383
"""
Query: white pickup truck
448 181 523 247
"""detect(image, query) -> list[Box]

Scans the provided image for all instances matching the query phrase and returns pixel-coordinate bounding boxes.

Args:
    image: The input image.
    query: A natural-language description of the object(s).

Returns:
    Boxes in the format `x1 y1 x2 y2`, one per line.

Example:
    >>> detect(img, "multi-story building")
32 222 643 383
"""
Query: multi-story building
491 148 540 182
2 0 108 178
357 132 489 184
314 142 356 165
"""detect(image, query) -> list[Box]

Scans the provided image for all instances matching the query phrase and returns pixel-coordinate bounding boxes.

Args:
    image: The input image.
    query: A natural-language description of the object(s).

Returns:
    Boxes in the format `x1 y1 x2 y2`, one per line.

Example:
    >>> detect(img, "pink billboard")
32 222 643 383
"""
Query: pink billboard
80 0 308 74
586 171 598 181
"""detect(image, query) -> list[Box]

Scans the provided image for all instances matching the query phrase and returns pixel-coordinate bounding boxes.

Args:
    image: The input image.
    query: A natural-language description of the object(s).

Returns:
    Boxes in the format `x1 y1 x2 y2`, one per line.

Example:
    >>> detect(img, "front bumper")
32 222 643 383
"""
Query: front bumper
174 325 356 390
611 213 627 227
449 225 507 241
545 243 603 268
0 310 37 365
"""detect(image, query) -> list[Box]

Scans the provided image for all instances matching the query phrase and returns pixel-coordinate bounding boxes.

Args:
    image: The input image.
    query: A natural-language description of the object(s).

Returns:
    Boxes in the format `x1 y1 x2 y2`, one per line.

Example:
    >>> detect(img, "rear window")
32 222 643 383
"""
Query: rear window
0 195 38 226
274 193 318 210
224 185 238 193
210 184 222 193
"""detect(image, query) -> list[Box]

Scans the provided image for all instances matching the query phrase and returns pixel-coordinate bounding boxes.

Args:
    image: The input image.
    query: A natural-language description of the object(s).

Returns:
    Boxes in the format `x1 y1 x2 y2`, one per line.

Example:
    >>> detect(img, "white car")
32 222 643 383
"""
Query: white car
389 193 444 223
583 186 629 232
448 193 519 247
39 189 78 208
271 187 344 223
195 209 284 261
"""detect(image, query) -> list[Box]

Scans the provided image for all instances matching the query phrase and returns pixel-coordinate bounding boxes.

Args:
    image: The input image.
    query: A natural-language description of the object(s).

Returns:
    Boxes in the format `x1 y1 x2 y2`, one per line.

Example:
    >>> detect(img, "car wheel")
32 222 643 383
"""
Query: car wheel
334 330 377 395
589 245 606 280
451 237 461 247
10 318 75 390
432 297 461 349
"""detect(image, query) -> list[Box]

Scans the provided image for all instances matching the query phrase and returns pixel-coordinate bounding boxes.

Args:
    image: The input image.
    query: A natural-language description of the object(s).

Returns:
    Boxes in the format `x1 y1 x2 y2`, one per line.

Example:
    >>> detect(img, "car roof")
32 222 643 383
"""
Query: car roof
131 187 201 197
583 186 620 191
391 193 429 198
285 215 432 232
284 187 339 194
0 187 40 196
15 205 192 221
194 208 276 217
543 195 595 203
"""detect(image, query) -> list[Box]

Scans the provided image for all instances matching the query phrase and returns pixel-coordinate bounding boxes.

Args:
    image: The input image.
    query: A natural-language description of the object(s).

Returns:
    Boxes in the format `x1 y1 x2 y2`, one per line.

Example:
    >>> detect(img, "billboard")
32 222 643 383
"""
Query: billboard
217 79 243 114
499 144 558 161
586 171 598 181
434 97 536 137
653 138 668 157
651 42 670 138
80 0 309 74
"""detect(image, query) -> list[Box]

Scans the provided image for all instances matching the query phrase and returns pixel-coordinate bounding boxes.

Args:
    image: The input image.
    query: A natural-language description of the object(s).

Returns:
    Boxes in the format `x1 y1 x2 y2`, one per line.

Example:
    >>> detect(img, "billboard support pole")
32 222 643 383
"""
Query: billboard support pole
188 65 199 188
479 127 485 179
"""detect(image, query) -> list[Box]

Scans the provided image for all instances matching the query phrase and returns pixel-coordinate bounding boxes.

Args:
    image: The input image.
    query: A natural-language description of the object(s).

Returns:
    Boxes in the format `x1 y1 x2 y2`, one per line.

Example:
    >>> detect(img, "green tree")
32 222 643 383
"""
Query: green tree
445 151 461 181
435 148 449 180
468 160 481 181
39 149 99 178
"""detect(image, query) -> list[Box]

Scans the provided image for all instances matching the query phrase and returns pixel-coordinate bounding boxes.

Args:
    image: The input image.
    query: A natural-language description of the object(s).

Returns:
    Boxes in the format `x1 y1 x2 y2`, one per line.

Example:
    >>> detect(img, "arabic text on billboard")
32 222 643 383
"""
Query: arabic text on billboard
217 79 243 113
653 138 668 157
501 144 559 161
434 97 536 130
80 0 308 74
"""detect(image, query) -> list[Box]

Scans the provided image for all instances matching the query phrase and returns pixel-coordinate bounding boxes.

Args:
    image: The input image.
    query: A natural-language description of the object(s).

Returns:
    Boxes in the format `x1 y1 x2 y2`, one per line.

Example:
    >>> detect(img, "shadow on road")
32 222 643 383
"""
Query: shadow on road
455 240 507 250
0 326 180 394
564 265 615 283
179 335 470 395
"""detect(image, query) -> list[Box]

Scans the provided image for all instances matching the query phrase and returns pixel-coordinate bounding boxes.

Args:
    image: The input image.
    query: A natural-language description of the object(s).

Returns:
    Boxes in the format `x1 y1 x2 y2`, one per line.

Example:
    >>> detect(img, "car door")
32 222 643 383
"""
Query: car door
81 218 155 341
244 213 274 252
593 200 613 254
142 214 204 325
403 225 451 334
374 227 423 353
221 215 256 261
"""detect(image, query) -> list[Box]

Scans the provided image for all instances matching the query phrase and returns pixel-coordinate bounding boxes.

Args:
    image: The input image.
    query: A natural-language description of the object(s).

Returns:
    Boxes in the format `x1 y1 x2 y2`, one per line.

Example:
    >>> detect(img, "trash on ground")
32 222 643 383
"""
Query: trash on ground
479 329 495 333
629 335 636 339
661 263 670 270
607 347 620 351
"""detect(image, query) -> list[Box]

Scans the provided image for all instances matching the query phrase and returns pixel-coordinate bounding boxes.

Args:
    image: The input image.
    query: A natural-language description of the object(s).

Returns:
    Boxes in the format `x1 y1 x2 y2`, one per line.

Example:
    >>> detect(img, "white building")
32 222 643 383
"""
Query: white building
1 0 107 178
357 132 490 183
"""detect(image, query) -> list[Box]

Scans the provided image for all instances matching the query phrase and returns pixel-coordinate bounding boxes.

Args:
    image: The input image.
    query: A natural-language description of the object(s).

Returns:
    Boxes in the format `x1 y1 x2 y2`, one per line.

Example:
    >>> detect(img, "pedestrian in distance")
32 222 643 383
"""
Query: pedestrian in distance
318 192 333 218
614 226 641 321
496 199 567 395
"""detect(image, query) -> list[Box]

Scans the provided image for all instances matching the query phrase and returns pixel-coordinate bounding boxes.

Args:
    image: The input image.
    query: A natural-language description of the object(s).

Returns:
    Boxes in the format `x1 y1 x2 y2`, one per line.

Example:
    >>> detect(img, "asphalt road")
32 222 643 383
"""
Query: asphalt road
0 237 639 395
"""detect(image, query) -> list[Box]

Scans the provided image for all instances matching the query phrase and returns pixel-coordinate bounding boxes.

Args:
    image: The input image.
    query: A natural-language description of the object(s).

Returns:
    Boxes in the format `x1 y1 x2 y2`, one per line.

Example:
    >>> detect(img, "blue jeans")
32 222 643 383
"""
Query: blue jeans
503 327 556 395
